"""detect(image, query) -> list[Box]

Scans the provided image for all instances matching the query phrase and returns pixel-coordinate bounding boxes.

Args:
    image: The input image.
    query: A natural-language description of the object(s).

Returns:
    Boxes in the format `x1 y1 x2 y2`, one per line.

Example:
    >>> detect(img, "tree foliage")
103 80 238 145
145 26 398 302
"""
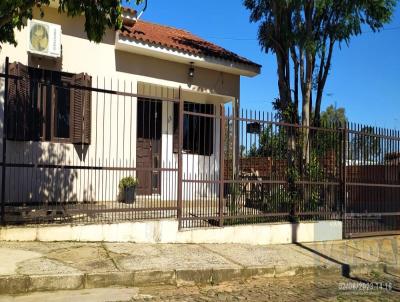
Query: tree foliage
247 125 288 159
313 104 347 157
247 104 347 157
243 0 396 127
350 126 382 162
320 104 347 127
0 0 143 46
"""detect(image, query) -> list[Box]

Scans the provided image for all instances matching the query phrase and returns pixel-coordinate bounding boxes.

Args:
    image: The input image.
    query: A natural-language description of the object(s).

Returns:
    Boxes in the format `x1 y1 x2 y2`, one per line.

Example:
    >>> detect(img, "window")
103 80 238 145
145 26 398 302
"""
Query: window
173 102 214 156
54 83 71 139
29 68 73 141
137 98 162 140
6 62 91 144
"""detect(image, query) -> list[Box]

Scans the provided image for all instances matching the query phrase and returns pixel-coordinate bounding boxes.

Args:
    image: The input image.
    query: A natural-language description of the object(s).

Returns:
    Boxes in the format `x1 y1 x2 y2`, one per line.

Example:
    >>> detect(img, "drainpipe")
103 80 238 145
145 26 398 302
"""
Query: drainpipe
136 0 148 21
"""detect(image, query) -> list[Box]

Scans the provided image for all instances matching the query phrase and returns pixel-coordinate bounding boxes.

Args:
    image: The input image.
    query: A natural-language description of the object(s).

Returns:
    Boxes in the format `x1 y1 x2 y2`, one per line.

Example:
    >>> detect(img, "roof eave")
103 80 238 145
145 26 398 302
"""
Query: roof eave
115 34 261 77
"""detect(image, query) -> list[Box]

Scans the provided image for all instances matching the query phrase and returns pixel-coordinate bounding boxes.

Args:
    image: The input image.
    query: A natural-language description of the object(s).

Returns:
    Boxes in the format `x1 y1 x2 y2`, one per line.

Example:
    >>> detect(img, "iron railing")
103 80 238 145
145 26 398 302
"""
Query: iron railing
0 58 399 238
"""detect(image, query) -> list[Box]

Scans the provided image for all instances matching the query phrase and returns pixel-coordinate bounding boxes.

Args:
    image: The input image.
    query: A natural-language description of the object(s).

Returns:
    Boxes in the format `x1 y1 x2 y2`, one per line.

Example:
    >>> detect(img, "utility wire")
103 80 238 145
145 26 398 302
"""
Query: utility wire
202 25 400 41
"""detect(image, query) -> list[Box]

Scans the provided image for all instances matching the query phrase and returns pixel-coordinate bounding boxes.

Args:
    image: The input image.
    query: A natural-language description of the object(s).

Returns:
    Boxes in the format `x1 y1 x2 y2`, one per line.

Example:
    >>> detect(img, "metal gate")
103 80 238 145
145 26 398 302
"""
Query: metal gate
343 125 400 238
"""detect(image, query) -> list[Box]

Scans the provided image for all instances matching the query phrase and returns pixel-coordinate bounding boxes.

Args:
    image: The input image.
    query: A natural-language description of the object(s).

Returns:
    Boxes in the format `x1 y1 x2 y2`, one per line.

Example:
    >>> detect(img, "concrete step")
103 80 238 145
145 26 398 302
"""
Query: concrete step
0 263 389 295
0 236 398 294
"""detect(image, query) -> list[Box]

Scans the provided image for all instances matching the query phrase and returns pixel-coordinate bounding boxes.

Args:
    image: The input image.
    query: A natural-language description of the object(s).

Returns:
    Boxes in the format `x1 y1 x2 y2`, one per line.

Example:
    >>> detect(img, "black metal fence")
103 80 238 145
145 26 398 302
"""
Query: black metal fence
344 125 400 237
0 58 180 225
1 58 400 237
181 106 345 228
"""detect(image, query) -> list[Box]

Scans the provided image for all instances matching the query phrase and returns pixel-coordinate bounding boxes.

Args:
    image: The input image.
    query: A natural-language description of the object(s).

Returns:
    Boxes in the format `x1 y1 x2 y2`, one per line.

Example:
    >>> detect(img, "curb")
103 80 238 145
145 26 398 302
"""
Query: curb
0 263 390 295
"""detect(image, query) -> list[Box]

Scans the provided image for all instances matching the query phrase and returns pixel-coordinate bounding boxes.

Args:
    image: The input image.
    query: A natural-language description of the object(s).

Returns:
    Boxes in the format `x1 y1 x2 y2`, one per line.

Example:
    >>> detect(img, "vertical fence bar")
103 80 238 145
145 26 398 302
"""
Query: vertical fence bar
341 123 348 235
1 57 9 225
177 87 183 229
219 105 225 227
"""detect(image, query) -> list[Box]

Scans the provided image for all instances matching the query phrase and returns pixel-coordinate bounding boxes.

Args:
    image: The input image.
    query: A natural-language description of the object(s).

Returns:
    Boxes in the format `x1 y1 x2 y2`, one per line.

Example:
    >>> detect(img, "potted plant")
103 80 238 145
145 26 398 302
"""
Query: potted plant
119 176 139 203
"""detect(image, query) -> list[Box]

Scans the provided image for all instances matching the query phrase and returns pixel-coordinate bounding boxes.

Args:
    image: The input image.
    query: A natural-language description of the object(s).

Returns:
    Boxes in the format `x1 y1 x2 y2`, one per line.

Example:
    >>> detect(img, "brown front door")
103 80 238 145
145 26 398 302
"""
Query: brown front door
136 98 162 195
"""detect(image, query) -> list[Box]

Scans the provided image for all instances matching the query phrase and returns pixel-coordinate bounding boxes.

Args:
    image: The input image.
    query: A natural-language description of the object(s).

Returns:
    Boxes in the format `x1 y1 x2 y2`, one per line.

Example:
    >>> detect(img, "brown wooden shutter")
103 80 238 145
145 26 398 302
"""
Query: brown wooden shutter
6 63 17 140
71 73 92 144
6 62 31 140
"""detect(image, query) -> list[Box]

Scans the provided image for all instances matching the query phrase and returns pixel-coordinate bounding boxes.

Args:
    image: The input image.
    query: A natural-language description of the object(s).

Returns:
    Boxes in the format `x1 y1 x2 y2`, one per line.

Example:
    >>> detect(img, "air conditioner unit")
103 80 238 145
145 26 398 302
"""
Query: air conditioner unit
28 20 61 58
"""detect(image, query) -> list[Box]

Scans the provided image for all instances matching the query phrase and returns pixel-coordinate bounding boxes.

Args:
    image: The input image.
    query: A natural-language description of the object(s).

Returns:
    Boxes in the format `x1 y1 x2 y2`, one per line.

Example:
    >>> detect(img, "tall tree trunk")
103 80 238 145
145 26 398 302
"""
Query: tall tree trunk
301 1 314 165
314 39 334 127
301 49 314 166
276 52 292 112
290 46 299 124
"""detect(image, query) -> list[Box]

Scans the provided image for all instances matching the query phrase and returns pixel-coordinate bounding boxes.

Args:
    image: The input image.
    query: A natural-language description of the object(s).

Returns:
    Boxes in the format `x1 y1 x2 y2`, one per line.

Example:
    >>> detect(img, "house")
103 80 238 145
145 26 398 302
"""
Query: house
385 152 400 166
0 5 260 212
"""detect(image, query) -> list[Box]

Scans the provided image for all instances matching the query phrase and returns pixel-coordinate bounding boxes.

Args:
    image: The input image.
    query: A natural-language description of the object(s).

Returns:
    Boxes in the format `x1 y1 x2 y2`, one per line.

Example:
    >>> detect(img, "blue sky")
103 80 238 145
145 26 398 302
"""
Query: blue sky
127 0 400 129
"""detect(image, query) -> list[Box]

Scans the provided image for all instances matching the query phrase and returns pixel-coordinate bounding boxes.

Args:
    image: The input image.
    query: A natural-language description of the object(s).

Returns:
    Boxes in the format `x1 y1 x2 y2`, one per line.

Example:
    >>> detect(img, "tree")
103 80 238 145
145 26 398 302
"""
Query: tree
0 0 143 46
244 0 395 171
314 104 347 157
246 124 288 159
320 104 347 128
350 126 382 163
243 0 396 127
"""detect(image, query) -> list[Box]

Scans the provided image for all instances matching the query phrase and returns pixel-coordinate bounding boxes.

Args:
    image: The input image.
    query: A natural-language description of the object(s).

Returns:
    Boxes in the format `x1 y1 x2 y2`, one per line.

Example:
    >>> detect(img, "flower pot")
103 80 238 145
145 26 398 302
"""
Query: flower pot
124 187 136 203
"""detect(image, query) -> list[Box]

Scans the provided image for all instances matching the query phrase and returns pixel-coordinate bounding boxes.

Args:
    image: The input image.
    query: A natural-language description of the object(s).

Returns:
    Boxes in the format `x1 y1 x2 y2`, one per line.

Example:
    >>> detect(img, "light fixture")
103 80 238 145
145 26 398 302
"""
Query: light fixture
188 62 195 79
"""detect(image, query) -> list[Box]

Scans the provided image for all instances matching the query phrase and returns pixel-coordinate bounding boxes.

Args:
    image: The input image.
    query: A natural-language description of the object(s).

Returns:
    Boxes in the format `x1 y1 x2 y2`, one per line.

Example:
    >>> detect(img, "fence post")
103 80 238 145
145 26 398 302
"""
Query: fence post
341 124 348 229
1 57 9 225
177 87 183 229
232 98 239 180
219 105 225 227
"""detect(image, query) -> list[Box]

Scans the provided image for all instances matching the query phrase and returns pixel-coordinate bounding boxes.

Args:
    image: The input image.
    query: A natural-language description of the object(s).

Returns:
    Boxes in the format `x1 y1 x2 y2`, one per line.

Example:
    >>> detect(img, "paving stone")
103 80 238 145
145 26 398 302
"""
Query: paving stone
45 245 118 273
0 248 41 276
16 257 81 275
0 287 139 302
105 243 240 271
132 272 400 301
0 236 399 296
0 242 96 254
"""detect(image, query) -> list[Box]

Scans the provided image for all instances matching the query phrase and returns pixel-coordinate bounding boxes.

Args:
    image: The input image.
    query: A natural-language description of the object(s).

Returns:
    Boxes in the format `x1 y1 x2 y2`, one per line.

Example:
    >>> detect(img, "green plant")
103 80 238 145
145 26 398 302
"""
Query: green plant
262 185 293 213
304 152 324 210
227 184 243 214
1 1 145 46
273 151 325 221
118 176 138 190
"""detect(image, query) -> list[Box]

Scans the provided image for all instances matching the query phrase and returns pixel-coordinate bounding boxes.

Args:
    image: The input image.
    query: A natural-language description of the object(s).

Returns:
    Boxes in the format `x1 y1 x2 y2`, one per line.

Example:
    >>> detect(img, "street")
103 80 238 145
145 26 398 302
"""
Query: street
1 271 399 302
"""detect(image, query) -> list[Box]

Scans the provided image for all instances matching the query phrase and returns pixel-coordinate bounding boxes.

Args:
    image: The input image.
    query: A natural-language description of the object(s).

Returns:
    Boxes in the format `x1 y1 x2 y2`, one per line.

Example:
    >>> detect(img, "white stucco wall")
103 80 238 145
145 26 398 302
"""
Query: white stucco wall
161 102 222 201
0 7 239 204
0 220 343 244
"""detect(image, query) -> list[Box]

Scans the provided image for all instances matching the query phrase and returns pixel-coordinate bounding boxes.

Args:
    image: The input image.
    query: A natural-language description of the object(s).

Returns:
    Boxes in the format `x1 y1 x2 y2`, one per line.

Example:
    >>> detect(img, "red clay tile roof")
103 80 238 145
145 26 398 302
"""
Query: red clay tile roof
119 20 261 69
122 7 137 15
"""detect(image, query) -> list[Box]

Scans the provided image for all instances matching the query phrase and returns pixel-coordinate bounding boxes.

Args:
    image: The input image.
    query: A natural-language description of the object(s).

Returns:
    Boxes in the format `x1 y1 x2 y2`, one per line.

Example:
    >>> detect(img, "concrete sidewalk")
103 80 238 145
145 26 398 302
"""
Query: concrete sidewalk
0 236 399 295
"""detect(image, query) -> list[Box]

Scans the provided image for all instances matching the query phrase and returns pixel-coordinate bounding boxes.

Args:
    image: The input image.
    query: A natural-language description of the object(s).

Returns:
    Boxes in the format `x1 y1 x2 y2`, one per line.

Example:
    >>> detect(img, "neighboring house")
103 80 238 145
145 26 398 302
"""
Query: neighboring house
385 152 400 166
0 6 260 204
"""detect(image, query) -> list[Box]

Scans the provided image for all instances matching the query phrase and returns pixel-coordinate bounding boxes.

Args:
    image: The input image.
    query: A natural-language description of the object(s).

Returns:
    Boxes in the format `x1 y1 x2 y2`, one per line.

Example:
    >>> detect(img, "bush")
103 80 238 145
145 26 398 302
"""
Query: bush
261 185 292 213
118 176 138 190
227 184 244 214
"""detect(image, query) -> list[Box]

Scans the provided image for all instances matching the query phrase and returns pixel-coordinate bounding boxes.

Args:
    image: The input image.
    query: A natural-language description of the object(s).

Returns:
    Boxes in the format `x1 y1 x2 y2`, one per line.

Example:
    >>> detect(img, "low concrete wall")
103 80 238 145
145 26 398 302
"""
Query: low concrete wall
0 220 342 245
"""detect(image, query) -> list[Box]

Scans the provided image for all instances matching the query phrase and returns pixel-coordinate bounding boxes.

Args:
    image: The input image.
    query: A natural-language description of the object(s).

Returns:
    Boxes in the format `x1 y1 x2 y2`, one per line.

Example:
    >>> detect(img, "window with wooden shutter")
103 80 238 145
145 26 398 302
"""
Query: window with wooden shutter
51 72 72 141
5 63 91 143
6 62 32 141
70 73 92 145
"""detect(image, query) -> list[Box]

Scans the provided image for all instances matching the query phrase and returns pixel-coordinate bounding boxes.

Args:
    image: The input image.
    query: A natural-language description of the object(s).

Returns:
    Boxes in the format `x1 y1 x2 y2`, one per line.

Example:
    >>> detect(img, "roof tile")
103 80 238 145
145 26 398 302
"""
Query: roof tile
120 20 261 68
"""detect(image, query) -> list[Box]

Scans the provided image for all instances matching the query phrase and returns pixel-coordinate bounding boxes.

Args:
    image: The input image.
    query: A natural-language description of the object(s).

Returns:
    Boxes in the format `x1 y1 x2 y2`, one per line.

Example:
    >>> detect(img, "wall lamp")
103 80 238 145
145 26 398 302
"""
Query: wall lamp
188 62 195 79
